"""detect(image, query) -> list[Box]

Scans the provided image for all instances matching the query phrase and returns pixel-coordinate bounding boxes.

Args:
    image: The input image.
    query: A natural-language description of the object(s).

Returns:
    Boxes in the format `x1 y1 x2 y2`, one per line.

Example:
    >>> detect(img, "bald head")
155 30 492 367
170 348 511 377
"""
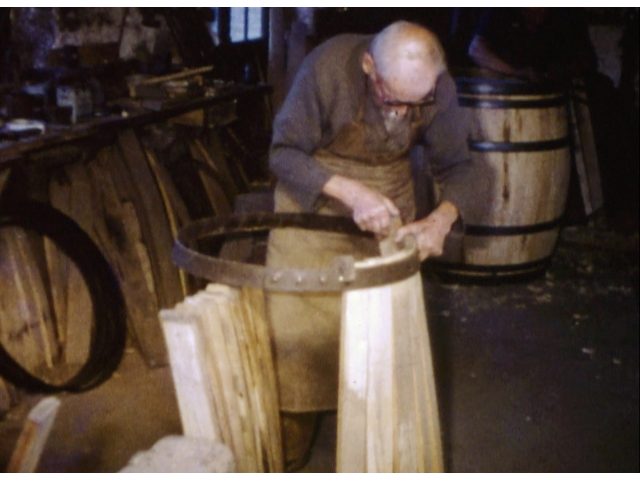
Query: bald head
364 21 446 103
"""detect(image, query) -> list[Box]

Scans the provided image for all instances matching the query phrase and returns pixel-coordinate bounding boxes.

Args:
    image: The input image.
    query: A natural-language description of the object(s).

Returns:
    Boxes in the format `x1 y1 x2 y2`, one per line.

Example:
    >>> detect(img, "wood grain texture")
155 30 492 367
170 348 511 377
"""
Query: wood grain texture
143 147 191 297
159 309 221 441
116 129 183 310
0 228 58 375
338 248 443 473
6 396 61 472
446 89 572 275
161 285 283 472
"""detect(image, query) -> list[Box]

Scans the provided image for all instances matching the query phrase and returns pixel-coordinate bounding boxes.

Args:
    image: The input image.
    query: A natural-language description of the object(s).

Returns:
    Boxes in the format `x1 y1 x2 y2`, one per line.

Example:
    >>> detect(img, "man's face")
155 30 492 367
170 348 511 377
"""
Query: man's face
371 70 437 108
368 60 437 124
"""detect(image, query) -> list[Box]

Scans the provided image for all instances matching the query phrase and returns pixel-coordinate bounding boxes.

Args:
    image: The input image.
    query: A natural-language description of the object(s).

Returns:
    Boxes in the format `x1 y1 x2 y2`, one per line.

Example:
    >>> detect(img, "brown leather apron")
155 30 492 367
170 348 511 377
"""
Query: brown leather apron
266 96 429 412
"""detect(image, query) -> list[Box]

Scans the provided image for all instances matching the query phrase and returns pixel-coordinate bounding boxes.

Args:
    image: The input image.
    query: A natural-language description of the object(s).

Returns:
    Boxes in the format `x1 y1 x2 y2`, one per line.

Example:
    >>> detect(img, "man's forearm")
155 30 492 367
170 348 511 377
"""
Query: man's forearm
322 174 358 208
429 200 459 229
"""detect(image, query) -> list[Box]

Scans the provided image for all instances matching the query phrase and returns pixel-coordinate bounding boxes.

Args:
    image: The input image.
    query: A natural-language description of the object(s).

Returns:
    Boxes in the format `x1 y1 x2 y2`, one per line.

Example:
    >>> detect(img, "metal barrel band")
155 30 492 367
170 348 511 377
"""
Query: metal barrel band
455 76 565 96
464 216 564 236
172 212 421 293
458 95 568 109
468 137 570 153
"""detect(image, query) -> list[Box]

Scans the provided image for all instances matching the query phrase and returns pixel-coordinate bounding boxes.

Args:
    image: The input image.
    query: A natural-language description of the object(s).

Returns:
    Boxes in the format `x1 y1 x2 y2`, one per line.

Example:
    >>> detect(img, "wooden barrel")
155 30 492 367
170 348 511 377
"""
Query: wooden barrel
338 238 443 472
433 76 572 282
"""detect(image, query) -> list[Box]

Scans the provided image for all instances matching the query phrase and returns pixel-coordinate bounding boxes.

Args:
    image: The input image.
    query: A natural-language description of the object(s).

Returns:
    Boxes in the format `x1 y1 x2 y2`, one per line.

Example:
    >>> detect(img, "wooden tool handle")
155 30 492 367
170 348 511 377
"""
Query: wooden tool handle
378 216 402 256
138 66 214 86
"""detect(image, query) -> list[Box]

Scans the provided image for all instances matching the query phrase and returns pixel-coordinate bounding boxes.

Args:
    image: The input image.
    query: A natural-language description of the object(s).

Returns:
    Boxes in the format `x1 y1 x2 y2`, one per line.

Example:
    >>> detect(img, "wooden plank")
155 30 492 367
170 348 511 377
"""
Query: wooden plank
62 163 94 366
159 309 221 441
191 138 239 203
143 148 191 232
223 290 263 470
46 171 72 351
338 246 443 473
186 291 248 468
88 147 165 366
569 87 604 215
164 285 283 473
204 131 250 193
407 273 444 472
0 228 57 373
203 287 259 472
337 287 369 472
143 147 190 297
365 286 394 472
179 295 233 450
187 140 232 217
116 129 183 309
6 396 61 472
391 275 420 472
239 287 283 472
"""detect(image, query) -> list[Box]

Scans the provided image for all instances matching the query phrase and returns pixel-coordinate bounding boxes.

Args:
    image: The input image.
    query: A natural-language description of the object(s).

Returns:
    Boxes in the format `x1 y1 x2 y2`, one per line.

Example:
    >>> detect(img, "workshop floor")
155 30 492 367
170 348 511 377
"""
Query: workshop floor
1 218 638 473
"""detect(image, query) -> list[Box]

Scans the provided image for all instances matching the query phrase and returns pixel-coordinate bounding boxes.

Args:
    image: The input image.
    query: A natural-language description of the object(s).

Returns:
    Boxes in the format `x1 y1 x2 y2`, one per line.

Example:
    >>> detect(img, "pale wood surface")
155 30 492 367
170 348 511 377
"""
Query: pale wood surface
474 149 571 226
453 90 572 270
469 100 568 142
6 396 61 472
159 310 221 441
338 246 443 472
161 285 283 472
337 286 375 472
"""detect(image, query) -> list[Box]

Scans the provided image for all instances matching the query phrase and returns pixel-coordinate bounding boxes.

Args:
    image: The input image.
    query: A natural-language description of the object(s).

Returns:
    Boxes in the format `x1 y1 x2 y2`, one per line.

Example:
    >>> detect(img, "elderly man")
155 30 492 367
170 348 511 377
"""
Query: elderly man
266 20 471 470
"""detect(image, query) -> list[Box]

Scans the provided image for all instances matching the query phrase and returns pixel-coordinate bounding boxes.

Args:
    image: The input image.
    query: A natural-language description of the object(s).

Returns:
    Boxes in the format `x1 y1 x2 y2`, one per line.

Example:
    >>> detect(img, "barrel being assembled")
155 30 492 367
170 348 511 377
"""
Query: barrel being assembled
435 76 572 282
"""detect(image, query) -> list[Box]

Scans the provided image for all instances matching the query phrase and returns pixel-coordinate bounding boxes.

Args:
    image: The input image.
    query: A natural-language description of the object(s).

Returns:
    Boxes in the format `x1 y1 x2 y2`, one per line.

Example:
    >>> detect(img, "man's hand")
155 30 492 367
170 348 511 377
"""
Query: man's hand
396 201 458 260
323 175 400 236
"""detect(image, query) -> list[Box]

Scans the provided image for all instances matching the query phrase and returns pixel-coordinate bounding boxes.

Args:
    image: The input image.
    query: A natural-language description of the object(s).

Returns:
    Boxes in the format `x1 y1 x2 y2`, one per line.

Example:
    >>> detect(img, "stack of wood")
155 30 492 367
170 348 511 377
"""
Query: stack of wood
337 252 444 472
160 284 283 473
0 123 249 393
0 224 74 384
47 142 169 368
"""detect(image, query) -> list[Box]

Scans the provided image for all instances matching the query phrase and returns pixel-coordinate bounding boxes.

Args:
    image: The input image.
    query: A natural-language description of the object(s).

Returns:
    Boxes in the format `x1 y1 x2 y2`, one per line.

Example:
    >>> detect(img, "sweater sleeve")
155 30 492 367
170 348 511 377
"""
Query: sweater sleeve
269 60 334 212
421 72 473 222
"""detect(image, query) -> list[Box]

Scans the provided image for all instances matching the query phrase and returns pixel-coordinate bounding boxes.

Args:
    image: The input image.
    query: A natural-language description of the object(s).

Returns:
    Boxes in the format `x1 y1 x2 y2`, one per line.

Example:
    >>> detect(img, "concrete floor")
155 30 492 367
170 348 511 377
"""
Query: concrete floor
1 220 638 472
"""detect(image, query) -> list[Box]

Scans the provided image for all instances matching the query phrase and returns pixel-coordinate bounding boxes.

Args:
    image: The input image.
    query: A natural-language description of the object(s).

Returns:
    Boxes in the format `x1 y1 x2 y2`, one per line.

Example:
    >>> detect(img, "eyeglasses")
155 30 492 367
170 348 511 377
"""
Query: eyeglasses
371 70 436 108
